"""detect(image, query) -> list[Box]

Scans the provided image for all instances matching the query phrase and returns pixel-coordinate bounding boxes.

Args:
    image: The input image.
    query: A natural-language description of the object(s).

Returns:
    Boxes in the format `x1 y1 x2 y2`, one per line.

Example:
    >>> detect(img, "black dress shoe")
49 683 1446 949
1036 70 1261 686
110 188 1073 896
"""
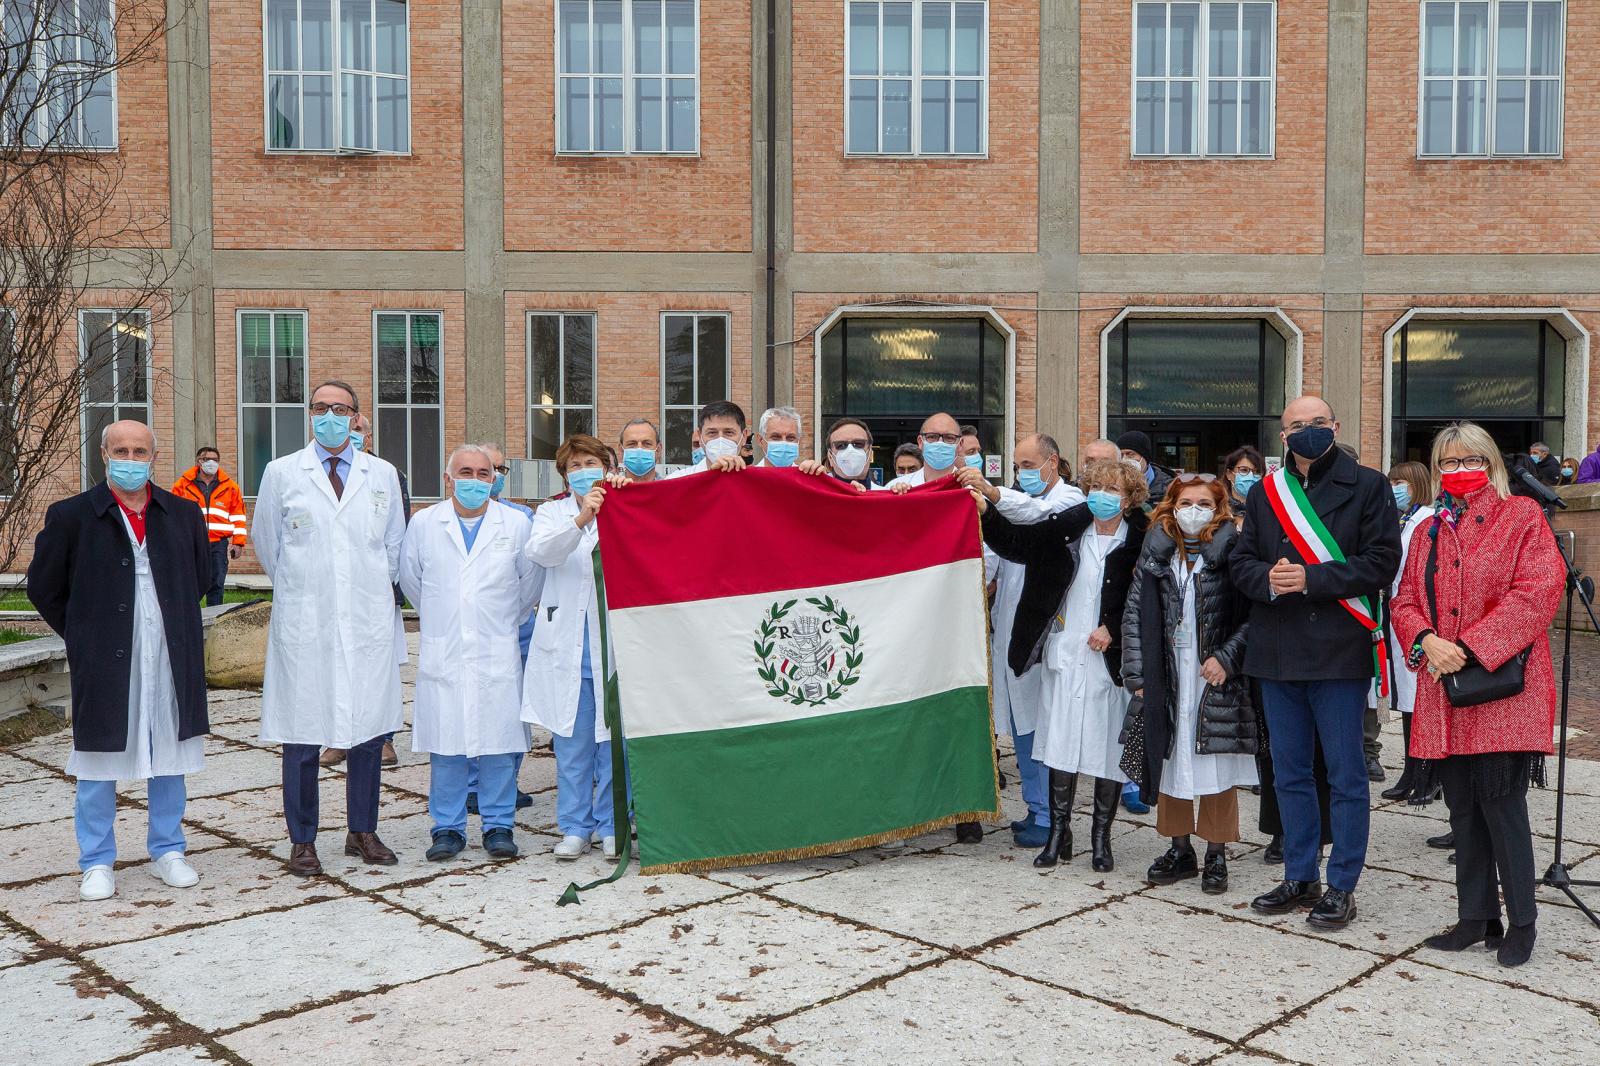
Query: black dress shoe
1307 888 1357 928
1251 879 1324 915
1365 754 1386 782
466 793 479 815
1146 844 1199 885
426 830 466 862
1425 918 1504 952
1380 781 1411 801
1201 851 1229 894
1263 834 1284 864
1426 830 1454 849
1497 921 1536 967
954 821 984 844
483 828 519 860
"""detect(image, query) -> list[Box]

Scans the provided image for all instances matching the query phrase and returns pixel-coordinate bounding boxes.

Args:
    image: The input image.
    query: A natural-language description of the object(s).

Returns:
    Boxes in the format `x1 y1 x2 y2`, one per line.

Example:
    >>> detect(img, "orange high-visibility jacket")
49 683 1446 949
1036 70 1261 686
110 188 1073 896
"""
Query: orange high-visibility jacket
171 466 248 545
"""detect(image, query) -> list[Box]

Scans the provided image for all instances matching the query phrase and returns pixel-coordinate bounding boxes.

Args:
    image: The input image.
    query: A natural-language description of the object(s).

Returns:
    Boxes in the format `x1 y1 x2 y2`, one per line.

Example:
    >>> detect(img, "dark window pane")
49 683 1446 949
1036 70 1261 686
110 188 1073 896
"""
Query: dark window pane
1262 325 1287 415
275 313 305 404
663 315 694 405
411 407 441 494
119 316 149 403
664 407 693 465
241 407 273 495
529 314 561 406
82 313 114 404
820 323 844 413
1401 321 1541 418
240 313 272 403
410 314 441 404
981 320 1005 415
836 318 981 416
378 408 407 473
1542 324 1565 416
1117 319 1264 417
376 313 408 404
563 315 594 406
566 407 594 441
530 406 560 461
696 316 728 402
83 406 113 485
274 406 303 462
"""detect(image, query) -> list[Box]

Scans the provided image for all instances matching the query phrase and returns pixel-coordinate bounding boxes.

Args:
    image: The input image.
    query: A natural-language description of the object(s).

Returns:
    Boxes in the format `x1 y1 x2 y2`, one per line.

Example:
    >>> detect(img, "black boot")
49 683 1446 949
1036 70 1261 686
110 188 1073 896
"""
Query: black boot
1263 834 1284 864
1425 918 1505 952
1497 921 1536 967
1033 770 1078 868
1382 716 1417 800
1089 778 1119 872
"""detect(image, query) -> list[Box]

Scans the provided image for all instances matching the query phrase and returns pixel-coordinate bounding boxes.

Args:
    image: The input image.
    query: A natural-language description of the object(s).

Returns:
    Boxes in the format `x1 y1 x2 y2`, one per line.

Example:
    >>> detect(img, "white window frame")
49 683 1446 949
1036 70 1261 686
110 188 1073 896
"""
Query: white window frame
842 0 989 157
659 310 730 465
1129 1 1277 159
372 309 444 498
78 308 152 489
526 311 598 459
1416 0 1566 159
554 0 702 156
235 308 308 498
261 0 413 155
1 0 120 150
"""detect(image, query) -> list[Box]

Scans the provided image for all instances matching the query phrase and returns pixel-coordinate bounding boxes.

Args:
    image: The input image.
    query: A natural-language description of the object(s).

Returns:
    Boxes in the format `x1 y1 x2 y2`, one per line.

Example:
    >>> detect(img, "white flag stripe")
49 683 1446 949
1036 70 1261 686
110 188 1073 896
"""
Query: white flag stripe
610 558 989 740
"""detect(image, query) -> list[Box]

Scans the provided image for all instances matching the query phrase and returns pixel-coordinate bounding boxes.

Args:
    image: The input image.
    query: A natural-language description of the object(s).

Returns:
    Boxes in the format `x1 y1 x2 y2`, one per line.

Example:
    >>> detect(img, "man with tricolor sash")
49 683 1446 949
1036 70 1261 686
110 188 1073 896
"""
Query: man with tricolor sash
1231 396 1401 930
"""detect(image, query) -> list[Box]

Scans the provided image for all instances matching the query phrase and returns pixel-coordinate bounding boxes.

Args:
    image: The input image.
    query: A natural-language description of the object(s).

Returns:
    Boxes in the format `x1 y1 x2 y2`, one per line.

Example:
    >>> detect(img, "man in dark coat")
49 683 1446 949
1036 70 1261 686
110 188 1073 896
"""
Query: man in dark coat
1231 396 1401 929
28 420 211 901
1116 430 1175 503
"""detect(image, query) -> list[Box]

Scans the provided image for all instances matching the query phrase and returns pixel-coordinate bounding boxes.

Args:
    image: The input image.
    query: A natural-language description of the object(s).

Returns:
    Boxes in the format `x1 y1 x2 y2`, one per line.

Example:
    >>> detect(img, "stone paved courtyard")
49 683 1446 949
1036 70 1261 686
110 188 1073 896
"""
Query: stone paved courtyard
3 649 1600 1065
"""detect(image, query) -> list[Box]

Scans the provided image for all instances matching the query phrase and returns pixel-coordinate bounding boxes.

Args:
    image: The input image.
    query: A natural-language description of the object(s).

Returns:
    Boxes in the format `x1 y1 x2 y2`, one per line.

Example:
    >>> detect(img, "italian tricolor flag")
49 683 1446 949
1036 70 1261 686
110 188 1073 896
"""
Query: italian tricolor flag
595 468 1000 874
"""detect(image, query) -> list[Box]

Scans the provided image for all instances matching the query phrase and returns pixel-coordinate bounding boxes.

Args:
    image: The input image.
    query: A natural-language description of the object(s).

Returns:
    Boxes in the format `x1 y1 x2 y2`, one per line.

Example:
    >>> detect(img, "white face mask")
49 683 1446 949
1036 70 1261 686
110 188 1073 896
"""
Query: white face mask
199 459 219 476
703 436 740 463
1175 505 1215 537
833 445 868 479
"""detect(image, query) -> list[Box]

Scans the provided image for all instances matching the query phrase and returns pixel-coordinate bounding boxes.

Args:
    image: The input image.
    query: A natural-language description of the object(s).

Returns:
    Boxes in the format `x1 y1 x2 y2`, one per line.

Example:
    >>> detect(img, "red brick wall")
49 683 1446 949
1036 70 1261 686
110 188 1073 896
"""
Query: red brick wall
94 7 170 247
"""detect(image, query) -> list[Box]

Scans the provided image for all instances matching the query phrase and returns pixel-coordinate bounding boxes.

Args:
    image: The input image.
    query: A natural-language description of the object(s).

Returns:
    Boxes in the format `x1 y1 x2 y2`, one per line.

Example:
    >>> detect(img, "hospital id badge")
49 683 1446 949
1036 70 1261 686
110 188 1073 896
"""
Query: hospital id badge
1173 620 1193 648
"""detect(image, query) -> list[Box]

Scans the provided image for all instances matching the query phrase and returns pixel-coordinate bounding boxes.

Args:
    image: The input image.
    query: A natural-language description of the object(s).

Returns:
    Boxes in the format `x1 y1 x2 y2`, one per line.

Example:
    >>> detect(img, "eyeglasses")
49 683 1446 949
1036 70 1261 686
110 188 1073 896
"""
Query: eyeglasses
309 402 356 417
1285 416 1335 433
829 439 870 452
494 465 510 475
920 432 960 445
1173 472 1218 484
1438 455 1490 472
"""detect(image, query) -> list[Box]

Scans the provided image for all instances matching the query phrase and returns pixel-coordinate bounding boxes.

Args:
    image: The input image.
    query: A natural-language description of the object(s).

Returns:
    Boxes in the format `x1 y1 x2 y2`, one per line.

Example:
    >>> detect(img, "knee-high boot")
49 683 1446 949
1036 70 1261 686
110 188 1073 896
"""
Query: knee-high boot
1090 777 1120 872
1034 769 1078 868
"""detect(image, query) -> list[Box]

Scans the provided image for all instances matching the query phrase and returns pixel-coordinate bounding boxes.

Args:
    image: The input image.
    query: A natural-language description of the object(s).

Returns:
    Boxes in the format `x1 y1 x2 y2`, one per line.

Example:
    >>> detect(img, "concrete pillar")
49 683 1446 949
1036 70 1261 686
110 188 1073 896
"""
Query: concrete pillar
1037 0 1080 449
166 0 215 460
1322 0 1368 444
462 0 507 447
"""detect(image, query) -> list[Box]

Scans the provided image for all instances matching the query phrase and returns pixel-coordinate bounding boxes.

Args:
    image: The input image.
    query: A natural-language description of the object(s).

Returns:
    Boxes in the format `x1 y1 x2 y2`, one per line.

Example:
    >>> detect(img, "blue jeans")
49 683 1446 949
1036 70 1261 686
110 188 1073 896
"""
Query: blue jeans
1258 678 1371 892
75 776 187 870
430 753 517 835
552 679 614 838
1010 708 1049 828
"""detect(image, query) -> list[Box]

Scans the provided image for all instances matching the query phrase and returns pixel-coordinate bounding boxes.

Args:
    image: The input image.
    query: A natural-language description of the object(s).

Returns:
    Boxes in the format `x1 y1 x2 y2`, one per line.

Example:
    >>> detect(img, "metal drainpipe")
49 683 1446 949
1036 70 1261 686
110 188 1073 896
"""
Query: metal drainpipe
764 0 777 410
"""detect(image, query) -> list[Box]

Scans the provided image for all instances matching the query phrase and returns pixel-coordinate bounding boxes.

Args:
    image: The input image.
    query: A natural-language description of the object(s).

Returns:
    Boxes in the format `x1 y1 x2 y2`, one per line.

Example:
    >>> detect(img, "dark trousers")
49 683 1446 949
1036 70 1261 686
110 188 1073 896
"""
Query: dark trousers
1258 733 1333 844
206 540 230 607
1362 705 1382 761
1440 756 1537 928
282 736 383 844
1259 678 1371 892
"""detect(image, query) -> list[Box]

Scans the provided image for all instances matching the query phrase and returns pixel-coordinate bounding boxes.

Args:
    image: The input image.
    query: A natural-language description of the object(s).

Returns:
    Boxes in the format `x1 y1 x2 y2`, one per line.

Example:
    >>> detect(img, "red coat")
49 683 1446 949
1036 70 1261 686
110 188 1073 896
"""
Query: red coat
1391 484 1564 759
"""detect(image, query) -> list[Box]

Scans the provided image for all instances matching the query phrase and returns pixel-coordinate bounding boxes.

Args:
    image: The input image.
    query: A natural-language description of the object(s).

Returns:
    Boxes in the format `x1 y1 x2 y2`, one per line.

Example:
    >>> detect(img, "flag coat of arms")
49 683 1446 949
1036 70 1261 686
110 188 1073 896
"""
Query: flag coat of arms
595 468 1000 873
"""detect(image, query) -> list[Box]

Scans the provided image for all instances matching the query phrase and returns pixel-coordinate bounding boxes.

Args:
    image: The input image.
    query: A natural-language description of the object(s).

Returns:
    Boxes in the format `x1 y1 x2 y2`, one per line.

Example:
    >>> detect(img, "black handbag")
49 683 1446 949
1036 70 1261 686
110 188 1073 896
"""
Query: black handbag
1118 695 1147 788
1425 524 1530 708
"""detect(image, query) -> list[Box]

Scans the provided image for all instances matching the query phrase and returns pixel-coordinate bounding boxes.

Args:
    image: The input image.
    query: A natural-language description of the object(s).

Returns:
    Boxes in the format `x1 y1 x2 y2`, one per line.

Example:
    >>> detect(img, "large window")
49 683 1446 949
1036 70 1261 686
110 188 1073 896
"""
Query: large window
557 0 699 154
265 0 411 154
80 309 150 487
528 312 596 460
1391 319 1565 463
1133 2 1275 157
238 310 307 496
1419 1 1564 157
845 1 986 156
661 312 727 463
374 311 442 494
1 0 117 148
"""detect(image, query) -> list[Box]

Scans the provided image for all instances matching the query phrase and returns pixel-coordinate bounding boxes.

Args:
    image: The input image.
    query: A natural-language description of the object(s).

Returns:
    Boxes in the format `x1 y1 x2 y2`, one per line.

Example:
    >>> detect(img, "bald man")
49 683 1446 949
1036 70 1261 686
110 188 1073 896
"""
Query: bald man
889 412 963 492
29 421 212 900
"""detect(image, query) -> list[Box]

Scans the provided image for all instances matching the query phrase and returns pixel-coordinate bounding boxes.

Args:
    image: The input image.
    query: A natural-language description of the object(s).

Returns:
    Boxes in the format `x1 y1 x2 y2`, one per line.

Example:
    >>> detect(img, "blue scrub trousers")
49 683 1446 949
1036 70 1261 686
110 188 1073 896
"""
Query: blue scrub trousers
554 678 614 838
1010 708 1049 828
75 776 187 871
431 753 518 836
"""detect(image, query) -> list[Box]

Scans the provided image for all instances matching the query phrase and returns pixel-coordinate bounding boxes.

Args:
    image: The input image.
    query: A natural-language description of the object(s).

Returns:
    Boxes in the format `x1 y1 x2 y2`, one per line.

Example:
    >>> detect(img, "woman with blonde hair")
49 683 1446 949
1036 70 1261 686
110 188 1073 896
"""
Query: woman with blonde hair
1391 422 1564 967
1379 460 1438 801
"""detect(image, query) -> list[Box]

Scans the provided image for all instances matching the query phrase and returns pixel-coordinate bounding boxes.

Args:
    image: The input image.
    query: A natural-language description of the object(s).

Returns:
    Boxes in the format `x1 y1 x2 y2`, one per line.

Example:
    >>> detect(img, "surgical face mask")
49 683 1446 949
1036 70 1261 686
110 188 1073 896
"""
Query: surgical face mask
491 472 506 498
1232 472 1260 498
1016 468 1047 496
921 440 957 469
1562 466 1577 479
347 431 366 453
703 436 740 463
312 410 352 449
106 458 151 493
198 459 219 477
452 476 493 510
1086 489 1123 519
567 467 605 496
962 453 983 469
691 447 705 465
1391 483 1412 510
622 448 657 477
1285 425 1335 461
1174 504 1215 537
765 440 800 468
833 445 869 479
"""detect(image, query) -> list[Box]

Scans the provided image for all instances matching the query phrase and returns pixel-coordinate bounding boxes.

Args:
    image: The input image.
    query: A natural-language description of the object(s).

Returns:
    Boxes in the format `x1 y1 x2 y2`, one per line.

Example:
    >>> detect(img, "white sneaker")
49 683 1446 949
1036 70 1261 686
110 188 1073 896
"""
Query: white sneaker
150 852 199 889
80 864 115 901
601 835 618 859
553 834 590 860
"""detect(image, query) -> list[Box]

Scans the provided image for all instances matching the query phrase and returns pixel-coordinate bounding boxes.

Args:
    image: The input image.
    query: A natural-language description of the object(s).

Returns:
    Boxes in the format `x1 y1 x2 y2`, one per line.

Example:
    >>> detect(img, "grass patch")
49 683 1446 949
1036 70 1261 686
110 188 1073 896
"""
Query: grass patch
0 628 33 645
0 591 32 611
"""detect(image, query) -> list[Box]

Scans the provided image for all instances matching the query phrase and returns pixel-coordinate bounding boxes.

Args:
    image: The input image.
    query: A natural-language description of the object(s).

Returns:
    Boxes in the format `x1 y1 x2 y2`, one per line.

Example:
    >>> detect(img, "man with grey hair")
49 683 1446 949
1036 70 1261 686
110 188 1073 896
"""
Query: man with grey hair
1082 438 1120 469
755 405 803 468
617 419 663 483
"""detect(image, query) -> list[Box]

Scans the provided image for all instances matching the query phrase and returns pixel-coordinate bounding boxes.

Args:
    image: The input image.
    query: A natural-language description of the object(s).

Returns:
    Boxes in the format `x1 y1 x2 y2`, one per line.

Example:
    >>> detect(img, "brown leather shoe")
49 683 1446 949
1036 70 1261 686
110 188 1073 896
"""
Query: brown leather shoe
380 741 398 767
319 747 347 767
286 842 322 877
344 831 398 865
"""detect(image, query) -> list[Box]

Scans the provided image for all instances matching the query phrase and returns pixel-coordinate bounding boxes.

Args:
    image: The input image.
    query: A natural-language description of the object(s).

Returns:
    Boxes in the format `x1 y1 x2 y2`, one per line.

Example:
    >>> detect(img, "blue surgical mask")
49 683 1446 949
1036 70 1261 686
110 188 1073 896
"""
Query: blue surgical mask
962 453 983 469
1086 490 1123 520
312 410 351 449
921 440 957 470
691 447 705 465
765 441 799 468
623 448 656 477
1016 469 1047 496
491 472 506 497
1392 483 1411 511
347 430 365 452
452 477 492 510
567 467 605 496
1233 472 1261 498
106 459 151 493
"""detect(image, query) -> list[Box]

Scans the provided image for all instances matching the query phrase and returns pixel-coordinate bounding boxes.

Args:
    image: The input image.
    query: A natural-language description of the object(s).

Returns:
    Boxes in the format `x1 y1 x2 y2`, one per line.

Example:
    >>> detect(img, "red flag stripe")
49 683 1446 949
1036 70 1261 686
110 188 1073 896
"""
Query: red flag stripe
594 468 982 610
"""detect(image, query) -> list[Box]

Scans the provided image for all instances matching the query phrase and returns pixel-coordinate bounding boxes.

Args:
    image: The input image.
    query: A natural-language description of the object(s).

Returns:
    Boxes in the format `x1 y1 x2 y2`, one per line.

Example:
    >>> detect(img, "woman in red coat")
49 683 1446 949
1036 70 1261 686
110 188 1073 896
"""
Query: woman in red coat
1391 422 1564 968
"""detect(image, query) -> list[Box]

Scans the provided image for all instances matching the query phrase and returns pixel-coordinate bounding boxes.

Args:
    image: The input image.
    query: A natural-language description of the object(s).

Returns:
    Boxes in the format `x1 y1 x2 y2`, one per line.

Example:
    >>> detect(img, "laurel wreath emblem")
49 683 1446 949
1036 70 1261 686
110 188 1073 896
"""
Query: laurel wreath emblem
753 595 864 706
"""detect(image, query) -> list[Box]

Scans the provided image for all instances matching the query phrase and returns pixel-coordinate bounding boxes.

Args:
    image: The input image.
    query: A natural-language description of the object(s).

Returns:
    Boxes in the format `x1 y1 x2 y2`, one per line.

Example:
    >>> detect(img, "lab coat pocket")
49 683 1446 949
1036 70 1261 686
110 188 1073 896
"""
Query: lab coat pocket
532 603 563 652
417 635 452 682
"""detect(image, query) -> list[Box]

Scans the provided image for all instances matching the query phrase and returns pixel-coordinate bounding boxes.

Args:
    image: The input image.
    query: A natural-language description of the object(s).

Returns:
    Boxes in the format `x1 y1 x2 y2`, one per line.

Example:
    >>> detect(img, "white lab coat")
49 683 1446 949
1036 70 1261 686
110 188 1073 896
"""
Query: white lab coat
521 494 607 741
1375 505 1436 714
252 442 407 747
989 480 1085 736
398 501 541 757
664 459 709 480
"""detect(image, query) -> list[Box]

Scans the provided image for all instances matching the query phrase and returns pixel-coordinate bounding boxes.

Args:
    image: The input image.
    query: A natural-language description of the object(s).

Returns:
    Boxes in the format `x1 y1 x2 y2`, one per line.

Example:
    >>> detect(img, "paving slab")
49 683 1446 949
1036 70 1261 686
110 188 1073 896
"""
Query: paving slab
220 957 698 1065
534 894 938 1034
766 850 1115 950
1247 961 1600 1064
701 853 864 890
0 752 54 784
162 748 289 800
0 925 39 969
0 957 177 1064
120 1046 227 1065
1361 808 1459 882
202 696 265 726
1416 898 1600 1008
1527 782 1600 847
258 809 524 888
0 775 79 828
754 957 1224 1065
0 811 229 886
86 895 496 1033
6 730 74 763
980 893 1380 1042
180 777 353 845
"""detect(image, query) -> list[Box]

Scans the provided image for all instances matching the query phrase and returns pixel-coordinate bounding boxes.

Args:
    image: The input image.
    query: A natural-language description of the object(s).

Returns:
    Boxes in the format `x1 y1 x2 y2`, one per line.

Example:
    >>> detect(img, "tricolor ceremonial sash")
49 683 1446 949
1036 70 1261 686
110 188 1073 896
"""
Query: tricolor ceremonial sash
1261 468 1390 696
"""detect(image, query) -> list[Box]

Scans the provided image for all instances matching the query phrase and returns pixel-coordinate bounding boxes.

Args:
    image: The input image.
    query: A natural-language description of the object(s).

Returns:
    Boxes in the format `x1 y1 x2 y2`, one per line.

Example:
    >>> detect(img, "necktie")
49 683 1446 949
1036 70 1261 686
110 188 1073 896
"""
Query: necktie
327 456 343 500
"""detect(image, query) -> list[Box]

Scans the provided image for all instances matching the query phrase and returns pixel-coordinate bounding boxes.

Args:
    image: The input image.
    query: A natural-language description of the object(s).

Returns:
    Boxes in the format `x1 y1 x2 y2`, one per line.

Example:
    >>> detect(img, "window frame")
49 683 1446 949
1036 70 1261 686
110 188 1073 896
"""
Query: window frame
1 0 121 150
553 0 703 156
659 310 730 465
235 308 309 498
372 309 445 498
526 310 599 460
78 307 152 489
261 0 414 156
1128 0 1278 160
1415 0 1566 160
841 0 990 158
